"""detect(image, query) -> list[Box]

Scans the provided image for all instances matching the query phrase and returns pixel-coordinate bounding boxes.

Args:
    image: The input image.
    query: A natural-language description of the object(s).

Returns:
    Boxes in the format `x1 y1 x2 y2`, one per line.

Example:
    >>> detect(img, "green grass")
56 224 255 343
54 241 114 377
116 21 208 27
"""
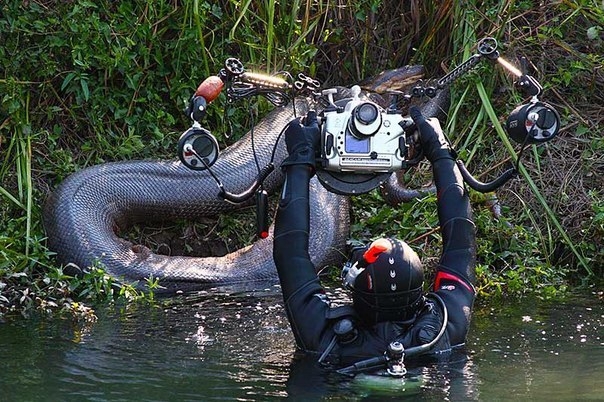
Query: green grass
1 0 602 319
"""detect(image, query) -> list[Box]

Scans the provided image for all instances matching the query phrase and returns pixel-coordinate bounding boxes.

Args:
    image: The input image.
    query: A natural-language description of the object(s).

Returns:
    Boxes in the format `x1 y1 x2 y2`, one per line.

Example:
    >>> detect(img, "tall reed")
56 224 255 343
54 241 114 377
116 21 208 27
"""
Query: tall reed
446 0 593 277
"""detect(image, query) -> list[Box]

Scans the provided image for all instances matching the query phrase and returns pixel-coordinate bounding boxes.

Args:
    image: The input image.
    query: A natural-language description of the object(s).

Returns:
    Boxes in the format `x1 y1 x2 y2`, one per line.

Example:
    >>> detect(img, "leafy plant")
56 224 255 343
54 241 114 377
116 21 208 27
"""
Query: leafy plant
1 0 602 320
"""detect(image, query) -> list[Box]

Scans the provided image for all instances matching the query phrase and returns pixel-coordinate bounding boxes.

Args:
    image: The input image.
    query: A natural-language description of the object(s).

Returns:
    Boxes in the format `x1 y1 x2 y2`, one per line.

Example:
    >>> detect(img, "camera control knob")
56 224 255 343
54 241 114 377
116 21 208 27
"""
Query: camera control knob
325 133 334 156
322 88 338 108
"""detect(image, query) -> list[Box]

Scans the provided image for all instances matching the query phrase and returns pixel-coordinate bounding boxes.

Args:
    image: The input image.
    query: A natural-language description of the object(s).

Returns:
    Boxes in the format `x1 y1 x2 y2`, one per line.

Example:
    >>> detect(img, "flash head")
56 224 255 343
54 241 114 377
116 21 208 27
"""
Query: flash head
506 101 560 144
177 127 220 171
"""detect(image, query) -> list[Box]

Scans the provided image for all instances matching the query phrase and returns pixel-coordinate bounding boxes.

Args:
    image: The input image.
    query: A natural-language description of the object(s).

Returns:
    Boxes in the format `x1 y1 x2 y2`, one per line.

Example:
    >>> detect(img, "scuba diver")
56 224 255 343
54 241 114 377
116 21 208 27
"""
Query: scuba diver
273 106 477 373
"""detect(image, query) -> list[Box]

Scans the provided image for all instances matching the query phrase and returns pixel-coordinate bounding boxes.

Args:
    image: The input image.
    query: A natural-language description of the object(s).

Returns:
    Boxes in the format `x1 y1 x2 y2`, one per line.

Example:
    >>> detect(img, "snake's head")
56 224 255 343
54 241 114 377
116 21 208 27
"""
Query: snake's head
359 65 425 94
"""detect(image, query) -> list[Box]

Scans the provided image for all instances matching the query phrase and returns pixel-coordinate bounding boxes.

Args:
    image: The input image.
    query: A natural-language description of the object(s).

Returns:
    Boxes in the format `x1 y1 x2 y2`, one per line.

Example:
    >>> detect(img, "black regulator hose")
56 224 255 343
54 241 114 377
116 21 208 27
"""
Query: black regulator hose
337 293 449 377
337 355 390 376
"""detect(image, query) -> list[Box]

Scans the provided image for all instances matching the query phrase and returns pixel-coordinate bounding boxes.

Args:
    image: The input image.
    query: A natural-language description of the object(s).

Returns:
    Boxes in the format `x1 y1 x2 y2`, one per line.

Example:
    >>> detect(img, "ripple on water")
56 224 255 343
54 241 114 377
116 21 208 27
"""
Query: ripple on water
1 289 602 400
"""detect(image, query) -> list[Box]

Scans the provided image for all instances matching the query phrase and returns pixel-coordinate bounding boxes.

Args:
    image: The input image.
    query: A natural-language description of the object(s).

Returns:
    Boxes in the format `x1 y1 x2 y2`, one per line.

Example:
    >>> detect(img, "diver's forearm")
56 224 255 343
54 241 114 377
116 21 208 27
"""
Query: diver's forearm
273 165 319 297
432 158 476 286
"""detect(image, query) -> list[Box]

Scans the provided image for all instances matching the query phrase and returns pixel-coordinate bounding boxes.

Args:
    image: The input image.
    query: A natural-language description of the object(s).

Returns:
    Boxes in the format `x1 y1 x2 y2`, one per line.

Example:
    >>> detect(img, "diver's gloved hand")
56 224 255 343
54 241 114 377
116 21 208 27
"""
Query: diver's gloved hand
409 106 454 163
281 111 320 170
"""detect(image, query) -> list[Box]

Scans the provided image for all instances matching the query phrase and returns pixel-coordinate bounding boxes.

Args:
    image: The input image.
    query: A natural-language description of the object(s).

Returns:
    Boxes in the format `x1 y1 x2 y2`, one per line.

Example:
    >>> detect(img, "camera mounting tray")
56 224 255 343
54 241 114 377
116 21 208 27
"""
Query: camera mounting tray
316 169 391 195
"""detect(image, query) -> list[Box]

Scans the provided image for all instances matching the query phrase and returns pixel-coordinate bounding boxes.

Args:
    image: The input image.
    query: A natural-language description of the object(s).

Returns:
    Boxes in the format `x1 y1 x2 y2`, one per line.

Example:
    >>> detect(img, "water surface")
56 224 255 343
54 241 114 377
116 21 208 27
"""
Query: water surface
1 286 602 401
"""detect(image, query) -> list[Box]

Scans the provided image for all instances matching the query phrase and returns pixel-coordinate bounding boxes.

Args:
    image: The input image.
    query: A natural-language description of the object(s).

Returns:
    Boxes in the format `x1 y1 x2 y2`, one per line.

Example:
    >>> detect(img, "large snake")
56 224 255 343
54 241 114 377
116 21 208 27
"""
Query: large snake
43 66 448 291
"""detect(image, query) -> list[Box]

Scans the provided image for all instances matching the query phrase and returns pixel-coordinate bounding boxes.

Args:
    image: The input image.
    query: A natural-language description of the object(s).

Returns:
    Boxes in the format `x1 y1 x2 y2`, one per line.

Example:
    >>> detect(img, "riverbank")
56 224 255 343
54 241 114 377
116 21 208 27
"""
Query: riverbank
1 1 602 320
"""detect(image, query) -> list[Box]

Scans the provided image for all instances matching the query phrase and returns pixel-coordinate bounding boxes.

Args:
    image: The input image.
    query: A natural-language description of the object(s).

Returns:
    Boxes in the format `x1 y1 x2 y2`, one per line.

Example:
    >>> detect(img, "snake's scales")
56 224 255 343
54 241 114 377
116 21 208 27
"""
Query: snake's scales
43 67 448 291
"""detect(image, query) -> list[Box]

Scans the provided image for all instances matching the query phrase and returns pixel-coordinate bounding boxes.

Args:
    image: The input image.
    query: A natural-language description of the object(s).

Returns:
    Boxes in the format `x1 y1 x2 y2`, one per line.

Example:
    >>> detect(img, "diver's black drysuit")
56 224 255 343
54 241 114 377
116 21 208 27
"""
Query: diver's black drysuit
273 124 476 367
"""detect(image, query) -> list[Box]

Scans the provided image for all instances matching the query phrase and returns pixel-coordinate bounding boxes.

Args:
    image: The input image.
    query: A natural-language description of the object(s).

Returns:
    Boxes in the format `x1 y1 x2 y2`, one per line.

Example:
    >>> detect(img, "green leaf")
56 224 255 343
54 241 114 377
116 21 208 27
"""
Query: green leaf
80 79 90 101
61 72 76 91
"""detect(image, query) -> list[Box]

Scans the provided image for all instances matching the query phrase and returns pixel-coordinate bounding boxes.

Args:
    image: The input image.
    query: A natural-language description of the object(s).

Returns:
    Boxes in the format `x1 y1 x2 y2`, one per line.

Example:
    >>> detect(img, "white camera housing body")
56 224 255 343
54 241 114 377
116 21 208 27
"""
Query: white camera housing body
320 85 412 173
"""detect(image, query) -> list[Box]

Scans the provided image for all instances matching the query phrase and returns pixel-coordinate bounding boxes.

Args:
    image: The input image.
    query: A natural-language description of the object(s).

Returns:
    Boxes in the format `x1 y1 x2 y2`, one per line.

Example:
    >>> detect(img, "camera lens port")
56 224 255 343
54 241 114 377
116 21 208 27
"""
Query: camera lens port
350 102 382 138
355 103 378 124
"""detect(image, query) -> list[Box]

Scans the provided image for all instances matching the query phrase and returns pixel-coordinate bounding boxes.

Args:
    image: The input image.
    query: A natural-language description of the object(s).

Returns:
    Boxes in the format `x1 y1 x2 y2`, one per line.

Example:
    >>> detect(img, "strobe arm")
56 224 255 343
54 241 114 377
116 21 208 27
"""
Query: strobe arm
456 160 517 193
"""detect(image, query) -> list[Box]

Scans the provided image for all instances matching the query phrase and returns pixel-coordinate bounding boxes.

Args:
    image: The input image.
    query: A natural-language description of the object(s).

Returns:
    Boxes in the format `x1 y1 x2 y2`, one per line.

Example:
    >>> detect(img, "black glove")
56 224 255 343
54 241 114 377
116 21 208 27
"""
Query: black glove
409 106 453 163
281 111 320 170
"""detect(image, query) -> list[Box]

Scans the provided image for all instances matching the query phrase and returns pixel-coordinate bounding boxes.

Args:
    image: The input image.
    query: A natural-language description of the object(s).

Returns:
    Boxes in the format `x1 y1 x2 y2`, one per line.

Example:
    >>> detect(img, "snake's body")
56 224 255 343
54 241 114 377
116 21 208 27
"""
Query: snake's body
43 67 448 290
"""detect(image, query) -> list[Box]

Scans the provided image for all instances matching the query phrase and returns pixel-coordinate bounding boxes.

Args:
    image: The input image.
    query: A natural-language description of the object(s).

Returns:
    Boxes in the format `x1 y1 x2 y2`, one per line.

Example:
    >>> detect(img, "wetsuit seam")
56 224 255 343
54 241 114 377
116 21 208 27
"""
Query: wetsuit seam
279 194 309 207
440 216 475 231
437 181 466 199
274 228 309 239
283 278 322 306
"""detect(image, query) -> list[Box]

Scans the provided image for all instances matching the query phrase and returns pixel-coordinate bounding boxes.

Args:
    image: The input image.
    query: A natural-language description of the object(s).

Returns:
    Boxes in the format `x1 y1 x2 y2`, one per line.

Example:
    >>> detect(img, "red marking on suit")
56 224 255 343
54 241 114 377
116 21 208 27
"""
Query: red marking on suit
434 271 473 293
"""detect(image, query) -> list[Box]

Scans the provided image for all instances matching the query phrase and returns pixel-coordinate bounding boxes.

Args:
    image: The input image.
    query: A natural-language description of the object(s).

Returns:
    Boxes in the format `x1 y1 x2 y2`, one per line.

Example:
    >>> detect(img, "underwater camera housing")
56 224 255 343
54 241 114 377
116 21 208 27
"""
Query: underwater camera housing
316 85 420 195
320 85 417 173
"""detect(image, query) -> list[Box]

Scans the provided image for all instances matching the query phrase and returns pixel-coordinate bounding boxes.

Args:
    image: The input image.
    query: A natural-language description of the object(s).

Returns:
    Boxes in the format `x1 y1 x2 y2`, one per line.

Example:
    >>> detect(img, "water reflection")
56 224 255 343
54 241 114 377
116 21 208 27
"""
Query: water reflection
0 288 602 401
466 296 604 401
